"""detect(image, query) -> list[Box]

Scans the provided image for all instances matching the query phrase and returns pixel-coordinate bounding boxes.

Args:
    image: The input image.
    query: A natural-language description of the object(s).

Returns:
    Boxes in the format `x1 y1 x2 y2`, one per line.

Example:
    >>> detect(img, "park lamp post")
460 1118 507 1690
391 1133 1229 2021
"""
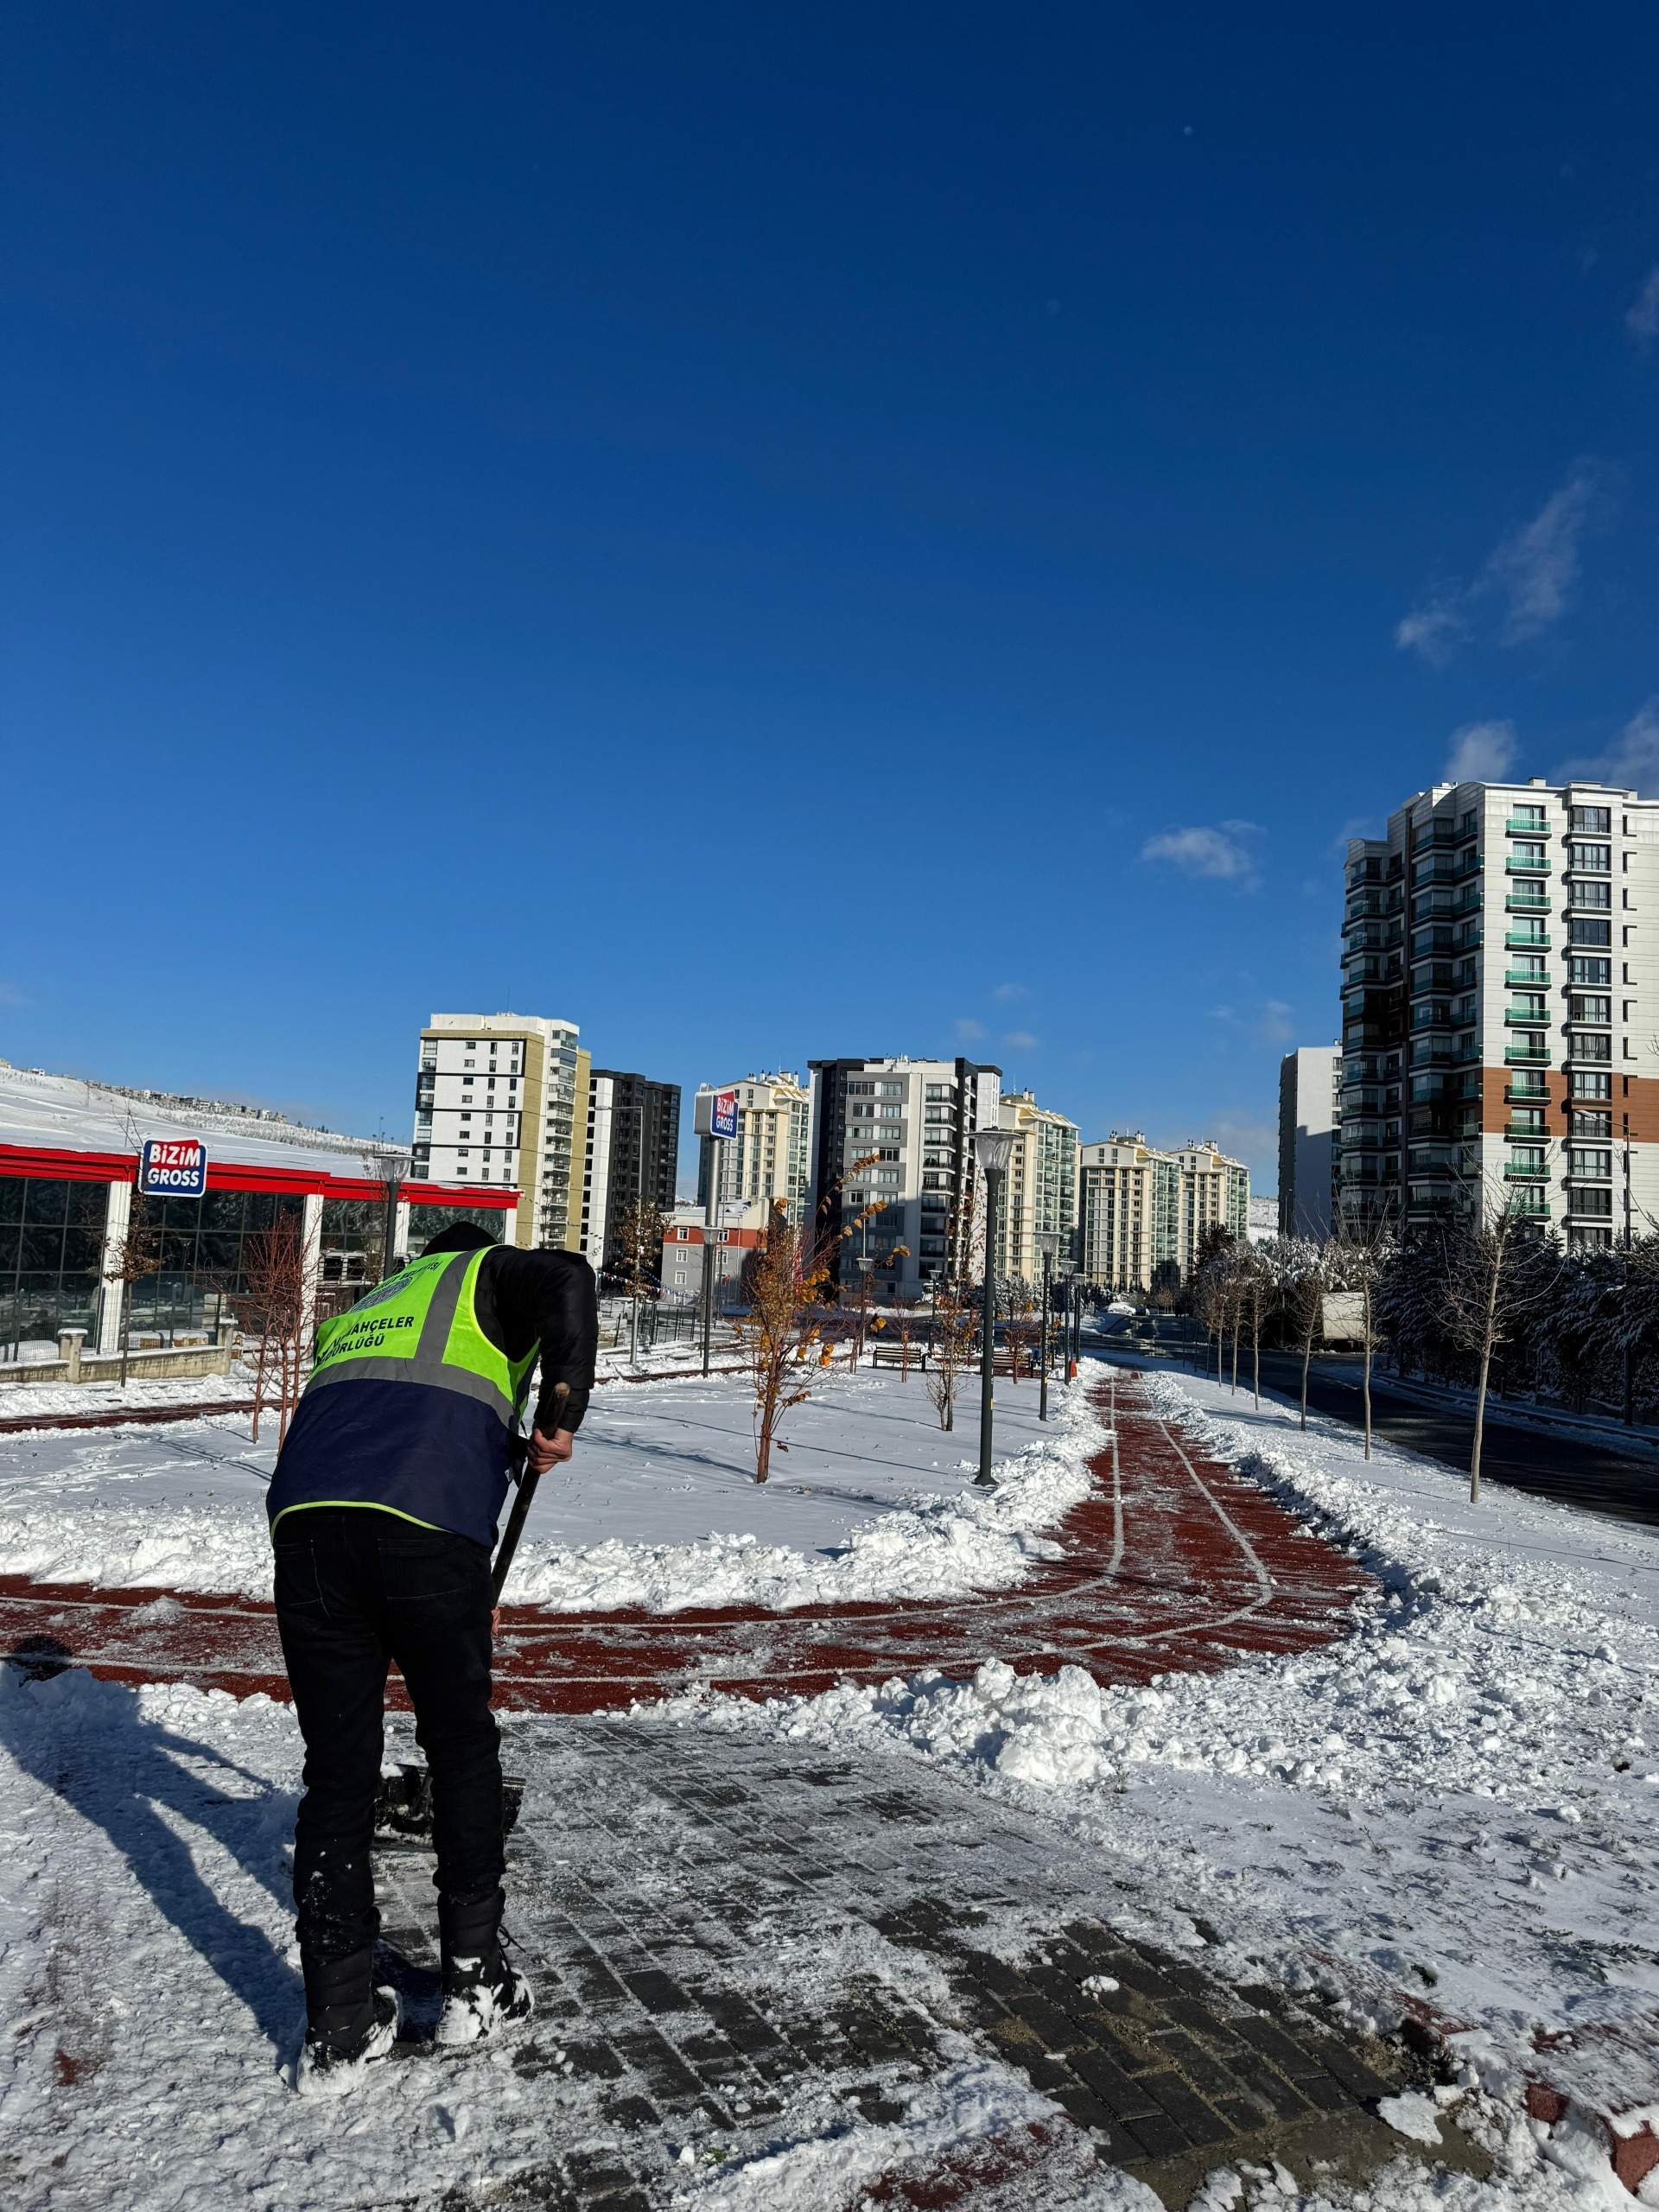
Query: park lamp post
1055 1255 1078 1381
1033 1230 1059 1422
365 1146 411 1281
972 1127 1016 1487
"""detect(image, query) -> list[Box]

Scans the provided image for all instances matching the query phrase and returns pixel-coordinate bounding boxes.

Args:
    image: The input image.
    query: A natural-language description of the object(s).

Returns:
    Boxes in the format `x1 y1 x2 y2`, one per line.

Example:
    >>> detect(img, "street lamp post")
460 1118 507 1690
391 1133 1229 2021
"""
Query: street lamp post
1056 1255 1077 1382
972 1127 1016 1487
700 1134 719 1378
1034 1230 1059 1421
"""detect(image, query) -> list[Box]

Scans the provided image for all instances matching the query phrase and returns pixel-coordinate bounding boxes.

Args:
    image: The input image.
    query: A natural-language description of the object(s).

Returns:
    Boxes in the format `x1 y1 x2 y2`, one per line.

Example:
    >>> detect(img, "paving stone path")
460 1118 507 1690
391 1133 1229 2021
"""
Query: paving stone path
368 1713 1484 2210
0 1374 1370 1708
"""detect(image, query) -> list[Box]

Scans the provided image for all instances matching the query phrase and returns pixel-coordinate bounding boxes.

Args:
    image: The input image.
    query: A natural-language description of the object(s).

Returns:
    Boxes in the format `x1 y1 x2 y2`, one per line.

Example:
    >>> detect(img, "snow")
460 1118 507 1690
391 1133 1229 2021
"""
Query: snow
0 1363 258 1422
0 1365 1100 1611
661 1358 1659 2152
10 1347 1659 2205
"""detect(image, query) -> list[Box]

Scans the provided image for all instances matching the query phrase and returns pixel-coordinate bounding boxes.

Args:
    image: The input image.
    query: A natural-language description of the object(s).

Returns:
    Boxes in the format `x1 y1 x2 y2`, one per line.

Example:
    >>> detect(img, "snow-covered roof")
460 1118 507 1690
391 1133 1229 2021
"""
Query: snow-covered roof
0 1062 380 1180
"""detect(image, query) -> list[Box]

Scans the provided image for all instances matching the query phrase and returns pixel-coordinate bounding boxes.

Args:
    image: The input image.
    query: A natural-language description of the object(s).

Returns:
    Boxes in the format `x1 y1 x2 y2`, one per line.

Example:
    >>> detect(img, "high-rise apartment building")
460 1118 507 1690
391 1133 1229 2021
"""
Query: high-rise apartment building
1078 1134 1249 1293
1277 1044 1340 1238
1340 776 1658 1244
807 1056 1001 1293
410 1012 588 1251
695 1073 812 1224
580 1070 681 1276
994 1090 1079 1286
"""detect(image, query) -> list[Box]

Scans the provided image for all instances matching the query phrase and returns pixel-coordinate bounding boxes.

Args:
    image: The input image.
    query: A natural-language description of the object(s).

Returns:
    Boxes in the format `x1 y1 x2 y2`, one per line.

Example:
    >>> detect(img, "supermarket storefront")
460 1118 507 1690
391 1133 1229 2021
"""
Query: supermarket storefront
0 1066 517 1362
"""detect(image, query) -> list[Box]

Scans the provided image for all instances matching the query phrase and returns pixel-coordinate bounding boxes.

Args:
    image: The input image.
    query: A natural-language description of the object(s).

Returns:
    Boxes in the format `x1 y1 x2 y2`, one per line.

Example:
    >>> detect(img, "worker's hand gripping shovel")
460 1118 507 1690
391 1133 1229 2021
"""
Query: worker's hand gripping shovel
372 1382 569 1842
490 1382 569 1610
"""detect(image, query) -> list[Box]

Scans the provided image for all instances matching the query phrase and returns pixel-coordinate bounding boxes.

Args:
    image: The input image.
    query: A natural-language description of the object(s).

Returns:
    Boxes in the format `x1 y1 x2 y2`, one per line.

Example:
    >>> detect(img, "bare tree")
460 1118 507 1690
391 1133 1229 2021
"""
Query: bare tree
1331 1211 1396 1461
924 1274 978 1432
613 1193 670 1365
1002 1278 1039 1382
241 1218 310 1446
106 1192 165 1389
738 1199 837 1481
1279 1236 1329 1430
1440 1182 1559 1502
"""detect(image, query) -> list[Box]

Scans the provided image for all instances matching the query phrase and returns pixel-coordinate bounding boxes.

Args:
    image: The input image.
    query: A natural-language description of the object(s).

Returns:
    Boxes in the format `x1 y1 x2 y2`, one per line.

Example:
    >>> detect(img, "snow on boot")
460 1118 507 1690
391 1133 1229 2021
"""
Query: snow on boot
296 1986 400 2096
435 1890 532 2048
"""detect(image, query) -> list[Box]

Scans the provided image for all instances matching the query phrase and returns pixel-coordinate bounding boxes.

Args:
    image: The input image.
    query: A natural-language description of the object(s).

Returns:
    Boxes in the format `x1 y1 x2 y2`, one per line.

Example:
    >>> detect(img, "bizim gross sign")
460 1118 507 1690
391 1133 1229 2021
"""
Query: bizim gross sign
139 1138 208 1198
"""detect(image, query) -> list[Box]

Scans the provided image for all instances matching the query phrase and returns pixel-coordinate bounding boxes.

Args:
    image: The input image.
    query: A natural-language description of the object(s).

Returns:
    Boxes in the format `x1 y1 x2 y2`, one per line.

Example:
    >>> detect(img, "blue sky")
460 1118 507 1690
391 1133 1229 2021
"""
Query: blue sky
4 7 1658 1192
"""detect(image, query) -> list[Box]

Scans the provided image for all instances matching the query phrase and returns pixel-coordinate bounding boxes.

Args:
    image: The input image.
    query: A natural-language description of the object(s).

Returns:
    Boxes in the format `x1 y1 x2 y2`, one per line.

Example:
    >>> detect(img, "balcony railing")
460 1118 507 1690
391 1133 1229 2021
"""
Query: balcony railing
1504 928 1550 948
1503 1162 1549 1180
1504 1004 1550 1024
1505 968 1550 986
1505 856 1552 874
1508 1199 1552 1218
1505 816 1551 835
1505 893 1551 912
1504 1045 1551 1065
1505 1080 1549 1102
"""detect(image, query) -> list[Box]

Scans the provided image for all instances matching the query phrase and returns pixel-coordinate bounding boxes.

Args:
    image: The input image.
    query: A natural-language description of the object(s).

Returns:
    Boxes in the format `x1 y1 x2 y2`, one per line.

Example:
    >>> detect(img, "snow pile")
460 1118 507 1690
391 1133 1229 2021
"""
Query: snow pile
505 1386 1102 1611
0 1362 258 1421
0 1369 1103 1611
666 1364 1659 2135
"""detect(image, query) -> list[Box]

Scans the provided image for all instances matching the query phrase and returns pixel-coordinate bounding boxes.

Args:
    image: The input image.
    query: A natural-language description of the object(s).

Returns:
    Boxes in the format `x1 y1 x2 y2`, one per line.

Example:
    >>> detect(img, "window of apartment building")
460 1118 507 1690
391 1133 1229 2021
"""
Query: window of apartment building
1511 804 1548 829
1568 843 1612 873
1572 957 1612 986
1572 1110 1613 1137
1572 806 1611 834
1570 995 1612 1024
877 1083 903 1098
1571 918 1613 946
925 1084 953 1101
1570 880 1611 908
1568 1148 1613 1178
1510 840 1548 868
1571 1070 1613 1099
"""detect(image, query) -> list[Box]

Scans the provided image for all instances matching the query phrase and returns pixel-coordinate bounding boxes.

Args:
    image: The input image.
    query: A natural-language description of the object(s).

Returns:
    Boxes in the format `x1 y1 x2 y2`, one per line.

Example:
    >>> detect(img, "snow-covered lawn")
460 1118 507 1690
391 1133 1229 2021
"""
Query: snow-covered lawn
0 1364 1099 1611
667 1359 1659 2167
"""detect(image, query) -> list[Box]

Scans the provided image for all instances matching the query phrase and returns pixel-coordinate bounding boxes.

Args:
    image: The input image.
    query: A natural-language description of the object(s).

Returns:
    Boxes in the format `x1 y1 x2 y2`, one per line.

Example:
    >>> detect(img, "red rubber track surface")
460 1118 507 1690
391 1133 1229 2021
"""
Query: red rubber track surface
0 1374 1370 1709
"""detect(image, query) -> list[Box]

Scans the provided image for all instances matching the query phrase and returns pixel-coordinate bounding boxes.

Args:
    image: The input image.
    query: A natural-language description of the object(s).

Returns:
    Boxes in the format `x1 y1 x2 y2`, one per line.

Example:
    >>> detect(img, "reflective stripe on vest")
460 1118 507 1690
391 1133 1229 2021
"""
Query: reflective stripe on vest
302 1249 536 1427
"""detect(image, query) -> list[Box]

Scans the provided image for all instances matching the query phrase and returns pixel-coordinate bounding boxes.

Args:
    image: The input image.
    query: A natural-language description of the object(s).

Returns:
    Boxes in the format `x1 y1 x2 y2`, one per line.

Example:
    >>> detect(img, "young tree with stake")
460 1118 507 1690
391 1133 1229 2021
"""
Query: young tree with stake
1440 1177 1559 1503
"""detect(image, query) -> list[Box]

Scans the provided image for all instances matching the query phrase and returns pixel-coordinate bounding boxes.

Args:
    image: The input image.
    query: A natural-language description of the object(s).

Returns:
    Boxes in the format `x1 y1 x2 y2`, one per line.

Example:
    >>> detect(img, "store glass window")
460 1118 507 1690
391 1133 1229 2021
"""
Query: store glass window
0 1177 109 1361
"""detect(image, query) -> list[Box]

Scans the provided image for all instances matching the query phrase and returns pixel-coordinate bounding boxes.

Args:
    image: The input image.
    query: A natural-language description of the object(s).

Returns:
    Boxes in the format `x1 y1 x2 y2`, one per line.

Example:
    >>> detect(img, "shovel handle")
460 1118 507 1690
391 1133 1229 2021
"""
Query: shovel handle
490 1382 569 1607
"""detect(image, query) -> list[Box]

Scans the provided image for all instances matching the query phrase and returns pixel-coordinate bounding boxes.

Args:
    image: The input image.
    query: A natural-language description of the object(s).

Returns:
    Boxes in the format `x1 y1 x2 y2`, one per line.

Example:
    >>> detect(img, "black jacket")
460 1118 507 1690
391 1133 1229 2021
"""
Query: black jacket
471 1245 599 1435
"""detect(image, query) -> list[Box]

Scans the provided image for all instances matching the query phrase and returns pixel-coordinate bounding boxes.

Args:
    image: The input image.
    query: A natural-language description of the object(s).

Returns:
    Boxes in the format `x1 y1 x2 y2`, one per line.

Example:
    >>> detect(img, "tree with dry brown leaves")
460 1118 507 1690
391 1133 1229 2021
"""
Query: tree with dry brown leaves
241 1217 310 1445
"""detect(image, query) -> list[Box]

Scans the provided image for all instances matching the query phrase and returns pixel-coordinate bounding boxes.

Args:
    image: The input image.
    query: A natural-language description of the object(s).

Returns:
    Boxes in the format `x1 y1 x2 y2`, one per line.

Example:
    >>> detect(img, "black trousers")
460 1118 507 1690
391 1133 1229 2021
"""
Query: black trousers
274 1509 504 1967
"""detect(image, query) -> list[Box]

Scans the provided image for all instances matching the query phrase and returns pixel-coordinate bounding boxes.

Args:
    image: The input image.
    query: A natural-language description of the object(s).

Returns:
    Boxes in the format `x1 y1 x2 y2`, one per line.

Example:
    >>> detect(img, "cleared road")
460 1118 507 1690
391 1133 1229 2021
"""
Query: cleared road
1094 1315 1659 1532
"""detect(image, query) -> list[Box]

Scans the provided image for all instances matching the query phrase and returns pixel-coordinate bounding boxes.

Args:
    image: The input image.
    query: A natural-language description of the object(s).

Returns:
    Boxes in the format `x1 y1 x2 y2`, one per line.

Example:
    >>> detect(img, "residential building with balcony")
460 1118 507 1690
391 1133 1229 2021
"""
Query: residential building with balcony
993 1090 1079 1287
1338 777 1659 1246
1077 1134 1249 1293
1277 1043 1340 1239
696 1072 812 1224
806 1056 1001 1294
411 1012 589 1251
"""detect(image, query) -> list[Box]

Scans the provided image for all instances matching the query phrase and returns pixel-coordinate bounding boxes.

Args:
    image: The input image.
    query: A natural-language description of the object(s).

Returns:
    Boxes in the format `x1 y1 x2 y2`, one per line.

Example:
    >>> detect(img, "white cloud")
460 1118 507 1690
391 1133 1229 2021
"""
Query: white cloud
1141 823 1259 884
1394 586 1469 667
1001 1029 1039 1051
0 981 30 1009
1488 466 1599 642
1443 719 1518 783
954 1017 987 1041
1209 1000 1295 1047
1557 698 1659 797
993 982 1028 1003
1627 266 1659 347
1395 463 1601 661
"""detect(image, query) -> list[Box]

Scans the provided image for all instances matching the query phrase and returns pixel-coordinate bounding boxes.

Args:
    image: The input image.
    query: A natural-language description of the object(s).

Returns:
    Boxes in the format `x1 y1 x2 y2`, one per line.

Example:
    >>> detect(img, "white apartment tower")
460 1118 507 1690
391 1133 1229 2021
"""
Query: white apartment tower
995 1090 1079 1286
411 1013 589 1251
695 1072 812 1223
1339 777 1659 1243
1078 1134 1250 1293
1277 1044 1340 1239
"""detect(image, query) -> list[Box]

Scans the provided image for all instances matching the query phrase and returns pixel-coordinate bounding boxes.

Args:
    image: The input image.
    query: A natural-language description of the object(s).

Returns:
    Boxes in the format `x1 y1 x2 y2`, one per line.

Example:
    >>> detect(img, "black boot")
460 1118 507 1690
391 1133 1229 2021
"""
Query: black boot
435 1888 532 2047
296 1944 400 2093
